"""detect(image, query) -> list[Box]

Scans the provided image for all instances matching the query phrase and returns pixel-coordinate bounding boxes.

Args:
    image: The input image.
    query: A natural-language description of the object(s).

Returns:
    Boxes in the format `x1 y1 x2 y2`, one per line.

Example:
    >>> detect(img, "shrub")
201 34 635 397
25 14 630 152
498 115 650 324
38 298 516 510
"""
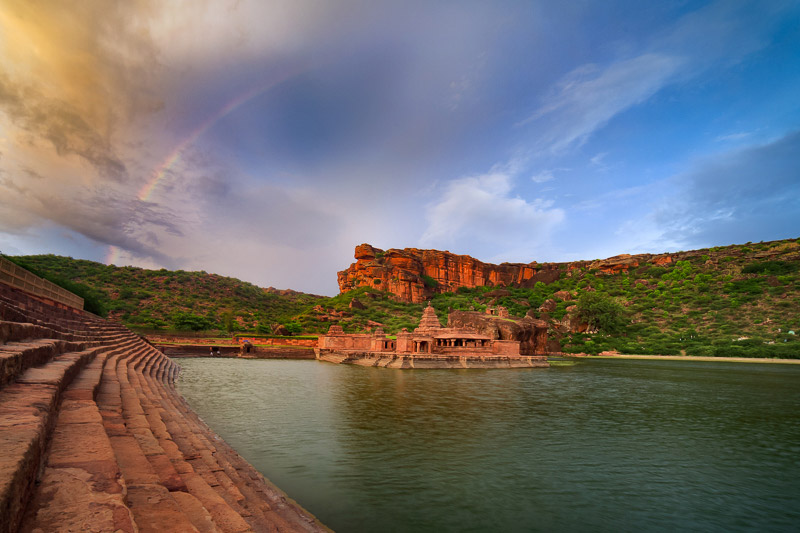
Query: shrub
284 321 303 334
575 292 628 334
723 279 763 296
421 274 439 288
171 312 214 331
742 261 799 276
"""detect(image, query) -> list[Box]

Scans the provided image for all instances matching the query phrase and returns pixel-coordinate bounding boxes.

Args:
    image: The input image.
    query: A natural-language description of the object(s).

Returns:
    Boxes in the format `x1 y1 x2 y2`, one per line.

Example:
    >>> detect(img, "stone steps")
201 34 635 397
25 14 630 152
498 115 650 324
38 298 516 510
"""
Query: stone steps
99 345 203 532
0 299 93 335
19 341 136 532
131 353 257 532
0 330 136 389
1 283 328 533
0 337 137 533
144 353 324 532
112 346 253 532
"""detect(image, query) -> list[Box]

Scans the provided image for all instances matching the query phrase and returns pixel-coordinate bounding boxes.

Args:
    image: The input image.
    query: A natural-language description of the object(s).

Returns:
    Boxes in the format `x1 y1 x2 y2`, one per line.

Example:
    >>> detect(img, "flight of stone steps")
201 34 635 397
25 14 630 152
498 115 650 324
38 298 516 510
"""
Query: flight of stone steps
0 283 329 532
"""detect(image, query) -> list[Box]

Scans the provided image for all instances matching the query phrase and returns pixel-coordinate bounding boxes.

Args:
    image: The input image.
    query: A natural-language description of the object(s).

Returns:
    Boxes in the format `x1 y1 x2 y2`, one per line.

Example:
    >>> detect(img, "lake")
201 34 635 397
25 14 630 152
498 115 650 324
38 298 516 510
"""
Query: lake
176 357 800 532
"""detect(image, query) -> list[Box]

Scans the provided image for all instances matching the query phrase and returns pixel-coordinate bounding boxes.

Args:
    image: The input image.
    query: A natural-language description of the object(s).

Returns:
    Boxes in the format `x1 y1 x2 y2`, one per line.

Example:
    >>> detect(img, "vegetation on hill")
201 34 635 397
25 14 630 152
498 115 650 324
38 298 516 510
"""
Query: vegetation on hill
8 237 800 358
3 255 108 317
296 238 800 358
7 255 325 334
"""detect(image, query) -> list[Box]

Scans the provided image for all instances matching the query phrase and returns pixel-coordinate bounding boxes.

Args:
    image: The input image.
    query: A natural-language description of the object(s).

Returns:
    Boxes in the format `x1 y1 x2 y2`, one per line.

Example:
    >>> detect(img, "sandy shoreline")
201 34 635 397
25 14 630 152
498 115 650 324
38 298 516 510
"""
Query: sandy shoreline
561 354 800 364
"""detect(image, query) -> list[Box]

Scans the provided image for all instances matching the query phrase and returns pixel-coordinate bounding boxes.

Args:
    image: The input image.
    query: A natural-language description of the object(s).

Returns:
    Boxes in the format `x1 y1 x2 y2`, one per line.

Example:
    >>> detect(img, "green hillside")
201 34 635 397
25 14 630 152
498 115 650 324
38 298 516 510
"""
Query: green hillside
7 237 800 358
6 255 325 334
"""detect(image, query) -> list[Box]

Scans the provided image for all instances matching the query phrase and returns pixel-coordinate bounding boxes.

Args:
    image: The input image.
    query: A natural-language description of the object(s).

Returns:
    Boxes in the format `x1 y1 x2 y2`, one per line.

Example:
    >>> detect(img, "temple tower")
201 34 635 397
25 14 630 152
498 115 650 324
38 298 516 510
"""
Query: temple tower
414 302 442 333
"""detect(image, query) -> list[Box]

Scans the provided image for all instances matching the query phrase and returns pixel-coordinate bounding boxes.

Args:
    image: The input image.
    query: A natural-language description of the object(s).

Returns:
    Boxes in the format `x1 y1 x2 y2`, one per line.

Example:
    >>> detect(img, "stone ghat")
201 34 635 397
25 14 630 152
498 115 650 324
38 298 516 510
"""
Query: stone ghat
316 351 549 369
0 283 329 533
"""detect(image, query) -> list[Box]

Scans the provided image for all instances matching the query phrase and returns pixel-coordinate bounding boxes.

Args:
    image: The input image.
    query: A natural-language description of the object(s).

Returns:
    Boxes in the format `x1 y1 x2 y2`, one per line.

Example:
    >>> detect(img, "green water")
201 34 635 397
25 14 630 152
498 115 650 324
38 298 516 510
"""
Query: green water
176 358 800 532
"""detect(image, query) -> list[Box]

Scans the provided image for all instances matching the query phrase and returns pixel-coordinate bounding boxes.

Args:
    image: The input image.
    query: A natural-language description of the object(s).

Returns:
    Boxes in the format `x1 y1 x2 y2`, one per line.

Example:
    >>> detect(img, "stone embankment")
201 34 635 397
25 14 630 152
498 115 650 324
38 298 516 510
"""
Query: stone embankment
0 283 328 532
316 351 548 369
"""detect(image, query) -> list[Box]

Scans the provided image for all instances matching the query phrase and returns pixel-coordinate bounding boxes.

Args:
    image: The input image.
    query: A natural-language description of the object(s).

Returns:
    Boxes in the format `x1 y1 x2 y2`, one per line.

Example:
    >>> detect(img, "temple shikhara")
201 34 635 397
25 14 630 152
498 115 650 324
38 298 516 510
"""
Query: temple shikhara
315 303 550 369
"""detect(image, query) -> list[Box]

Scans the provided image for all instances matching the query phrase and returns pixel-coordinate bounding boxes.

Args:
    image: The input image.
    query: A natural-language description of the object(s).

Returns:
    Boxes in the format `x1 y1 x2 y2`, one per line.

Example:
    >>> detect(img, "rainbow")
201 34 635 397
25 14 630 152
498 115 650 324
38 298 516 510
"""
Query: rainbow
107 68 303 265
105 245 120 265
137 68 300 202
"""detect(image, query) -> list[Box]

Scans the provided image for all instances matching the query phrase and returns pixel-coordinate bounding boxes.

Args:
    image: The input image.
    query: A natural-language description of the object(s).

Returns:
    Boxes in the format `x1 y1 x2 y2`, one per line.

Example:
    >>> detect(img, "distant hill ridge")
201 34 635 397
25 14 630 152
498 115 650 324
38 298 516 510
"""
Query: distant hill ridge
336 241 781 302
8 237 800 358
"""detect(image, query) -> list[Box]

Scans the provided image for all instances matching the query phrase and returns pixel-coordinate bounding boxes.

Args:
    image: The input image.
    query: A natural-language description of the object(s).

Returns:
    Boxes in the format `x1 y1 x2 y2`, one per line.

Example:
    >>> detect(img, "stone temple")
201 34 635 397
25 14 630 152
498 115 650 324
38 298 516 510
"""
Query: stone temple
315 303 549 369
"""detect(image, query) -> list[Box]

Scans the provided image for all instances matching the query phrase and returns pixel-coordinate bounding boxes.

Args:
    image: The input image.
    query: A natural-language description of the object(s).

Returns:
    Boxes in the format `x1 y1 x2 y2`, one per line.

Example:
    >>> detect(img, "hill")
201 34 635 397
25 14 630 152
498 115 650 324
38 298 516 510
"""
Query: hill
8 236 800 358
5 255 325 334
330 238 800 358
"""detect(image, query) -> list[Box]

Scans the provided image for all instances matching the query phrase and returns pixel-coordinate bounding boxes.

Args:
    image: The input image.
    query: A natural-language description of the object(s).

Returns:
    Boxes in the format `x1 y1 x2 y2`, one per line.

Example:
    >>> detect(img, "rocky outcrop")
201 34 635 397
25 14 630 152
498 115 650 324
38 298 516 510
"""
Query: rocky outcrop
337 244 674 303
338 244 562 303
585 253 674 274
446 310 548 355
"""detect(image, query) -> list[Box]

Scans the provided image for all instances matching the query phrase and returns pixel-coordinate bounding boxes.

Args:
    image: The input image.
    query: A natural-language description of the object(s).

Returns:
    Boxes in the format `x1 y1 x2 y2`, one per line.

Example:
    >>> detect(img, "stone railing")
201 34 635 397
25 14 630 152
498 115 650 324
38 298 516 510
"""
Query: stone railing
0 256 83 310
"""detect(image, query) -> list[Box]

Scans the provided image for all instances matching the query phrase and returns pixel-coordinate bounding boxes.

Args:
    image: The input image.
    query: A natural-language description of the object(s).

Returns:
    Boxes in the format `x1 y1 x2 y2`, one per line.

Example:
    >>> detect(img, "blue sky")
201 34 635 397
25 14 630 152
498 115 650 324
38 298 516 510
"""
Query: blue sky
0 0 799 294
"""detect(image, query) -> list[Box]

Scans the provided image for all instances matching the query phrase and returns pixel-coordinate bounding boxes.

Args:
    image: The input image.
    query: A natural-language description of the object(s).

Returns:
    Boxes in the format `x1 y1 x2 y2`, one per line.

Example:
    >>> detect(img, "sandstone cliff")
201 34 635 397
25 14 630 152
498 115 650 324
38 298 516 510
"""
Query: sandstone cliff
337 244 674 303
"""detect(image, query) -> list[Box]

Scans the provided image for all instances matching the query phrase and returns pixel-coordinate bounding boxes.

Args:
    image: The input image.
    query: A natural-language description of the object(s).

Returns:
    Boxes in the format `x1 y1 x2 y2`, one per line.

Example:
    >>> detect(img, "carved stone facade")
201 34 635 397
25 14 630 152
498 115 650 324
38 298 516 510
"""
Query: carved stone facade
315 304 549 369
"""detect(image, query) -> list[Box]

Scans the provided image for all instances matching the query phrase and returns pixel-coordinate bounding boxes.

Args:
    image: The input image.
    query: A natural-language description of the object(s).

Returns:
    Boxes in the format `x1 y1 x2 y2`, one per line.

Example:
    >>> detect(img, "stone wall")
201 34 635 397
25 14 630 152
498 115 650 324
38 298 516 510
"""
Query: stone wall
317 333 372 351
0 256 84 310
146 334 319 348
239 337 318 348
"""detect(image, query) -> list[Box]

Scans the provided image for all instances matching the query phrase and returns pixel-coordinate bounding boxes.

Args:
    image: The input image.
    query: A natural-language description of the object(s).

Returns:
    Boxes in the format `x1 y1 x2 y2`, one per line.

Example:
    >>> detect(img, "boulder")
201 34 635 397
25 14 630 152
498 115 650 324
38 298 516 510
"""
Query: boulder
538 299 557 313
354 243 378 260
349 298 365 309
272 324 291 336
484 289 511 298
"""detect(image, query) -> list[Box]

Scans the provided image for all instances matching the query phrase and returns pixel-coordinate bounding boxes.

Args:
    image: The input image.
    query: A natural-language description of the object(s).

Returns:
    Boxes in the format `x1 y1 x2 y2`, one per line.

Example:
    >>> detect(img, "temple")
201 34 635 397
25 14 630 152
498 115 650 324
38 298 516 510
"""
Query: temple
315 303 549 369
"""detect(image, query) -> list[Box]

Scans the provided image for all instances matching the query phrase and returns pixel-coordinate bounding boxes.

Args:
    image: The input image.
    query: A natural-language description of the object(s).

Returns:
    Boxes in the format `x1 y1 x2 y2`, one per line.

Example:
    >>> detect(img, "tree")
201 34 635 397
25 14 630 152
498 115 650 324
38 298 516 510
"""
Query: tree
576 292 627 334
171 312 214 331
221 311 237 334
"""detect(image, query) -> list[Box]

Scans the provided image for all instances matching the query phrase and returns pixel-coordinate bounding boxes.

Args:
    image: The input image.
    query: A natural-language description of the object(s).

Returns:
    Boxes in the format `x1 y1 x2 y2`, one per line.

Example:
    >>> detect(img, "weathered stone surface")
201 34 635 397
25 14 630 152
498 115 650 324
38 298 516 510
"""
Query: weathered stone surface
539 299 557 313
337 244 560 303
446 310 548 355
1 277 331 533
337 244 676 302
553 290 574 301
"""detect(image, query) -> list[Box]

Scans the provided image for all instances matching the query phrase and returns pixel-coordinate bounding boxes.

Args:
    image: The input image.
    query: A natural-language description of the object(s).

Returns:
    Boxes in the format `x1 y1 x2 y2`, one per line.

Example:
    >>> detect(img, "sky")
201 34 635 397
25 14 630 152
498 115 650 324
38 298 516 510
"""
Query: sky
0 0 799 295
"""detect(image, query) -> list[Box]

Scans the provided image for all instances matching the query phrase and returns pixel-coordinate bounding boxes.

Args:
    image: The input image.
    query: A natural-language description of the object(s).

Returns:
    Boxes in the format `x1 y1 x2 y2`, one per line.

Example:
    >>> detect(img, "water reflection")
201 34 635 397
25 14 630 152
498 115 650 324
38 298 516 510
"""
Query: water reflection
177 358 800 532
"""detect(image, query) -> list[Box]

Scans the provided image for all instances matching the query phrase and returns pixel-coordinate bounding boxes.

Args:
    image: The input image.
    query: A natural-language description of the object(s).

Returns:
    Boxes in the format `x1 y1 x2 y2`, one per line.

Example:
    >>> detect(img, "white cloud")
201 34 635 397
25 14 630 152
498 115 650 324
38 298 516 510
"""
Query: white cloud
420 169 564 259
531 170 555 183
522 0 790 154
715 131 753 143
524 53 684 152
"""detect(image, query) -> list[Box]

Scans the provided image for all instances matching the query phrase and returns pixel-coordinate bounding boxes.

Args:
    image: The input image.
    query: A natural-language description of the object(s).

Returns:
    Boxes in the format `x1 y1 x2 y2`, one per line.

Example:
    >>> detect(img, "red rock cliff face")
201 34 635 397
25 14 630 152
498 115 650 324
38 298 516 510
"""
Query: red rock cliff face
338 244 676 303
338 244 561 303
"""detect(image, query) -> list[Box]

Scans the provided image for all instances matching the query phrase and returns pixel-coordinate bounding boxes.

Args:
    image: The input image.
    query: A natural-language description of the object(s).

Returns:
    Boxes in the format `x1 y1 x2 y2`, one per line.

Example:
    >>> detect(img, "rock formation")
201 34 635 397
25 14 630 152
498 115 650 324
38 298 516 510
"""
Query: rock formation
446 310 549 355
337 243 675 303
337 244 562 303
